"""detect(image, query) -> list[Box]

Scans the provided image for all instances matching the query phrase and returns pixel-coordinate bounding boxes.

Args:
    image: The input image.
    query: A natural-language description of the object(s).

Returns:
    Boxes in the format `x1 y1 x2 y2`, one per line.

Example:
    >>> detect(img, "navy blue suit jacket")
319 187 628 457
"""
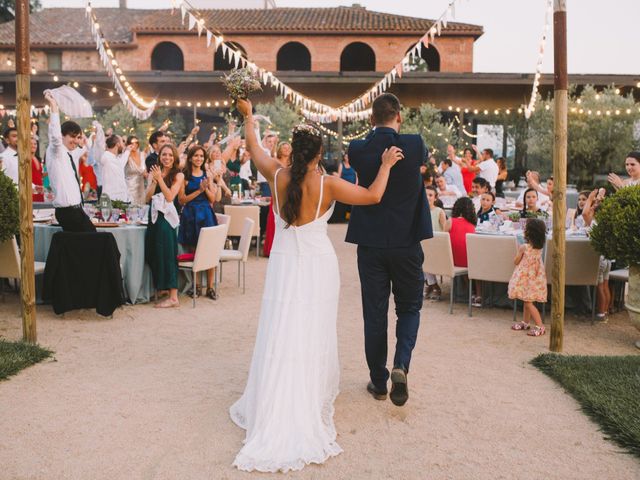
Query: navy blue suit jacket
345 127 433 248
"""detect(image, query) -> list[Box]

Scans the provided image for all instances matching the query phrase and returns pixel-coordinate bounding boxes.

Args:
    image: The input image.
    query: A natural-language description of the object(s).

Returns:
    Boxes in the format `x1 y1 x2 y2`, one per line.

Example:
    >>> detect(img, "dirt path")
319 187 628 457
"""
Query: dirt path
1 224 638 480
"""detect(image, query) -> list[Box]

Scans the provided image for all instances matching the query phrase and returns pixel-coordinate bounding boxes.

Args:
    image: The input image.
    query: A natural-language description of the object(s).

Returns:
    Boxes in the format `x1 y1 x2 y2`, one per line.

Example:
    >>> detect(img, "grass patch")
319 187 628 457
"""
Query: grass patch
532 354 640 458
0 339 53 381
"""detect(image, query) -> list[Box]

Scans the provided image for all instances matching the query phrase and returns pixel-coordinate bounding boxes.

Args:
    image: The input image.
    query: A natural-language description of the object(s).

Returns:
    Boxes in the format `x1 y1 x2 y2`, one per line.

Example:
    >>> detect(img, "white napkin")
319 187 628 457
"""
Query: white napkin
150 193 180 229
43 85 93 118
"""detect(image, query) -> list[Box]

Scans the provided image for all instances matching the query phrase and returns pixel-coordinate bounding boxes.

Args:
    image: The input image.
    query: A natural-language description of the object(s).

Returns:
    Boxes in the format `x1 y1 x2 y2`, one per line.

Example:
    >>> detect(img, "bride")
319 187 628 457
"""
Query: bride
230 98 404 473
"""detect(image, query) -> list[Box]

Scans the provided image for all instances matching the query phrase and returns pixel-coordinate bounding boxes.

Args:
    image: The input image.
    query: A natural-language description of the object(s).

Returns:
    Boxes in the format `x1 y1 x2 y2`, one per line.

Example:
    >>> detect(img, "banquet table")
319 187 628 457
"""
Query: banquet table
451 231 594 314
34 223 153 304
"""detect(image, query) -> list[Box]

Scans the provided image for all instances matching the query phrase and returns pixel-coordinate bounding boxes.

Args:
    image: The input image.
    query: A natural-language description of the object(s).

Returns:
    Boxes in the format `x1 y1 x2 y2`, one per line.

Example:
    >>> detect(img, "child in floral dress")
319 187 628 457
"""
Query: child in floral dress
508 218 548 336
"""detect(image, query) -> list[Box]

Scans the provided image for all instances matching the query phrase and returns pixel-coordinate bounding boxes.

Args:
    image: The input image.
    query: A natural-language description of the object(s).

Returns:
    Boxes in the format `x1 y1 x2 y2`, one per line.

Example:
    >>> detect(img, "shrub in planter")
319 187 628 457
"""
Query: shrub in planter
590 186 640 348
0 171 19 242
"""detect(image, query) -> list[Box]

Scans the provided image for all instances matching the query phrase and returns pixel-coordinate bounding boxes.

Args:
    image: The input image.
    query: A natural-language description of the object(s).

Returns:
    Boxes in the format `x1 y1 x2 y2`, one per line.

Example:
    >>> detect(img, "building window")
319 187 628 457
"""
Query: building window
151 42 184 71
47 51 62 71
214 42 246 71
340 42 375 72
403 44 440 72
276 42 311 71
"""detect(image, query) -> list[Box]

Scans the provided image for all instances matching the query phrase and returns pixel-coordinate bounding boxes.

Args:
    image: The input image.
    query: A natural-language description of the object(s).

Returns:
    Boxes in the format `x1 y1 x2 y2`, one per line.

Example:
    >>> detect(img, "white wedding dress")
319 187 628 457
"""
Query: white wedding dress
230 170 342 473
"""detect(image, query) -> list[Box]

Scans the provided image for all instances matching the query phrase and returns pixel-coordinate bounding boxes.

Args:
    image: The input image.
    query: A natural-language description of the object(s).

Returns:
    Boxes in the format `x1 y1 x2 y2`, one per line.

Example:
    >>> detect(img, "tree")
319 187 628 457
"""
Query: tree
254 97 301 143
527 85 640 187
0 0 41 23
400 104 458 160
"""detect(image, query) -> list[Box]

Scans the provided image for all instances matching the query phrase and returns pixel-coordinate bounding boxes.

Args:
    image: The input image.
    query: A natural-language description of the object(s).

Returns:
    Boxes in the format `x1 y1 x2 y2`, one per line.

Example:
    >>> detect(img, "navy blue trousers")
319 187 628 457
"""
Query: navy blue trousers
357 243 424 389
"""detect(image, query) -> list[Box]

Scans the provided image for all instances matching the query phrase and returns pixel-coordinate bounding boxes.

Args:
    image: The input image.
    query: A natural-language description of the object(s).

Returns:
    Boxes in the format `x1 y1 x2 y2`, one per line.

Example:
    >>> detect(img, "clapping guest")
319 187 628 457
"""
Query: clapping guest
43 92 96 232
570 190 590 229
178 145 221 300
239 149 253 182
145 144 184 308
100 134 131 202
125 135 147 205
608 151 640 189
459 147 477 194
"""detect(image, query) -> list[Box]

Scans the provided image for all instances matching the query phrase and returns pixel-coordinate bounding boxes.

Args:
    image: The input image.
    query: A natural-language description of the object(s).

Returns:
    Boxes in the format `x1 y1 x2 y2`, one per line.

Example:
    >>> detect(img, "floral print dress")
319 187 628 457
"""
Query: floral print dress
508 243 547 303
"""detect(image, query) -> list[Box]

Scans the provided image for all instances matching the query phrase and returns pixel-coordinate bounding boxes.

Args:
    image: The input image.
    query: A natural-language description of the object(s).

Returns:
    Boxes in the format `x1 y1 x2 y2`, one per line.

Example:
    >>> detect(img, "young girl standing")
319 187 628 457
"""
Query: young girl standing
509 218 548 336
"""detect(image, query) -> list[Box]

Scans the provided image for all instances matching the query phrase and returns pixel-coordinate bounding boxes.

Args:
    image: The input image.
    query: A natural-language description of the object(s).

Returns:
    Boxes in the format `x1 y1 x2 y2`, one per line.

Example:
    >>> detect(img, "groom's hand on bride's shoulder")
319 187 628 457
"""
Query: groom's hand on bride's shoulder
381 146 404 168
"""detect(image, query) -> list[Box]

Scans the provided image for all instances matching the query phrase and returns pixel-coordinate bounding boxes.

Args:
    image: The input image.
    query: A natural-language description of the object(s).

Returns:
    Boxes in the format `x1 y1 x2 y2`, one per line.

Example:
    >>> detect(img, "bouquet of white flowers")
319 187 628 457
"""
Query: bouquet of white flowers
222 68 262 100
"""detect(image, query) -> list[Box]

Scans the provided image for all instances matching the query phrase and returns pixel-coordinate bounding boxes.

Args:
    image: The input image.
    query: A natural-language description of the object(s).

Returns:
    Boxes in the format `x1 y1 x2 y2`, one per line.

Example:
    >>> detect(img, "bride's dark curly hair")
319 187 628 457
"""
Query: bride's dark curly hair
281 125 323 227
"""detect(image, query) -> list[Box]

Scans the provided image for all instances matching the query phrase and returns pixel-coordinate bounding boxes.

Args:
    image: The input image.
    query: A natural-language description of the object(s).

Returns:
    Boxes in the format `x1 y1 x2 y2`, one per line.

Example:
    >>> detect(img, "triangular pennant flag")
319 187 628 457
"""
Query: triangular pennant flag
221 42 229 59
395 63 403 78
188 13 196 31
197 20 204 37
442 13 448 29
234 51 240 68
416 42 422 57
429 27 436 42
214 36 223 50
206 30 213 47
181 4 187 24
450 2 455 19
436 21 442 36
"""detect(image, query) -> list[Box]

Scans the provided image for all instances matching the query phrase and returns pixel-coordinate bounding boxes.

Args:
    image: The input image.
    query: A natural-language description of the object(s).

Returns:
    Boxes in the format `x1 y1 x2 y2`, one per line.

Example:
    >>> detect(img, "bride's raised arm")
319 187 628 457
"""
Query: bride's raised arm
325 147 404 205
237 98 281 183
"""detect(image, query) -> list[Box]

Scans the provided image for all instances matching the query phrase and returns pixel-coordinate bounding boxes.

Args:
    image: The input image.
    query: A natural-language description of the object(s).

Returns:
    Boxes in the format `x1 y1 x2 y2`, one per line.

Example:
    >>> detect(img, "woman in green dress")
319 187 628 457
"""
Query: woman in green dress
145 143 184 308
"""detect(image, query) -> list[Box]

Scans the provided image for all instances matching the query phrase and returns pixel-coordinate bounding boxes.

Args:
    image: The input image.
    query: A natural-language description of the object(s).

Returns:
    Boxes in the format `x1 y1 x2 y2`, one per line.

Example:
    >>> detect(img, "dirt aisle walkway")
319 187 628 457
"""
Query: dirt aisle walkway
1 224 638 480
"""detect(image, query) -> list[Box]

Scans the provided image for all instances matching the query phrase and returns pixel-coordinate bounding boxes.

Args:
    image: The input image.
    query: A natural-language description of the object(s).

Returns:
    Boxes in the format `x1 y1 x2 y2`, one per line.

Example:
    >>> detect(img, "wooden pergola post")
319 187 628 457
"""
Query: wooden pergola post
549 0 568 352
15 0 37 343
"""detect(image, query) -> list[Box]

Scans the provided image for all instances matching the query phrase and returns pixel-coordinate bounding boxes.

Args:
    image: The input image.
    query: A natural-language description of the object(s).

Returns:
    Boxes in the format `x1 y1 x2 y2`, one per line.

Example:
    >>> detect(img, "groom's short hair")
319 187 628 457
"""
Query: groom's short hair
372 93 401 125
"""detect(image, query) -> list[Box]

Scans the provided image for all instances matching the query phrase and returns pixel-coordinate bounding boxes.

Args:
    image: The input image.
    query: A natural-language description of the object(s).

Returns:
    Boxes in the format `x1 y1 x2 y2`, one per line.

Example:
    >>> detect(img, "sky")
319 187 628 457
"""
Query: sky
40 0 640 75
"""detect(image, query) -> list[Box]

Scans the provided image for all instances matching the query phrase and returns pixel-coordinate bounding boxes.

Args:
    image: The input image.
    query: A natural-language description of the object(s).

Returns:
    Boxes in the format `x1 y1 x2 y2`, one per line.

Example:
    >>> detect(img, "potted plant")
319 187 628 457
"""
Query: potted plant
0 171 19 243
589 186 640 348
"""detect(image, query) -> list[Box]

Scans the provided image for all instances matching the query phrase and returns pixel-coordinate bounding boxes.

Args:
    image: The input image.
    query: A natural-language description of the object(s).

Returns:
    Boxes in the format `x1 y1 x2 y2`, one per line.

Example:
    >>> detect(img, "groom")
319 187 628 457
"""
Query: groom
346 93 432 407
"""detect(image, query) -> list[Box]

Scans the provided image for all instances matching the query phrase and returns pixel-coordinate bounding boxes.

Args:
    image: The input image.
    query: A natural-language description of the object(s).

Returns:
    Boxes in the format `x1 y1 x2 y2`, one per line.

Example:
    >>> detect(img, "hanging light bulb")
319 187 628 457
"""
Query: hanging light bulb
108 91 114 97
91 86 97 93
53 75 59 82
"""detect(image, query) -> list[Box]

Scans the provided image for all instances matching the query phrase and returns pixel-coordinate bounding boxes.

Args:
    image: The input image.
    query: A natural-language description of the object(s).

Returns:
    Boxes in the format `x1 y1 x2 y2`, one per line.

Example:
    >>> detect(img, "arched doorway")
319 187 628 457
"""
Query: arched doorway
151 42 184 71
214 42 247 71
403 44 440 72
340 42 375 72
276 42 311 71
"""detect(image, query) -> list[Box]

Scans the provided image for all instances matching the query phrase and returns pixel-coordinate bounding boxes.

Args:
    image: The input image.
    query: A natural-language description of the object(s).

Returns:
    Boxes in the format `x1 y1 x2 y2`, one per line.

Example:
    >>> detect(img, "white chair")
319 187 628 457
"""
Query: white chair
421 232 468 314
0 237 46 300
178 224 229 308
224 205 261 257
544 238 601 319
215 213 230 225
219 218 254 294
466 234 518 318
609 268 629 310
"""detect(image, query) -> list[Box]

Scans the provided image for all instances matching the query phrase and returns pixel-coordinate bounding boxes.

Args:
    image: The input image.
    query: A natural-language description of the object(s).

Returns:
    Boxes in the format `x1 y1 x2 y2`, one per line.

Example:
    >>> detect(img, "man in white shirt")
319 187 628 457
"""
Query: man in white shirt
465 147 499 190
100 135 131 202
44 92 96 232
259 130 277 196
0 127 19 185
435 174 462 198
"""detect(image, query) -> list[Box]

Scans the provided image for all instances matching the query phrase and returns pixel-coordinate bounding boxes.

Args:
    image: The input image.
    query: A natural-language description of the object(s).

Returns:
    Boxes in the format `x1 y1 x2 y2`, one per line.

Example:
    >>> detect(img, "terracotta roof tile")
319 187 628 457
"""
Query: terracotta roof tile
0 6 483 48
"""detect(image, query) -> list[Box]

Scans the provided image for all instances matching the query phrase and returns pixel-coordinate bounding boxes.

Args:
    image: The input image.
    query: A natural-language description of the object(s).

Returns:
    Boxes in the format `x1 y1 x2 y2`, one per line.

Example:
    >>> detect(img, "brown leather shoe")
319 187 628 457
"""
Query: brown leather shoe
390 367 409 406
367 382 387 401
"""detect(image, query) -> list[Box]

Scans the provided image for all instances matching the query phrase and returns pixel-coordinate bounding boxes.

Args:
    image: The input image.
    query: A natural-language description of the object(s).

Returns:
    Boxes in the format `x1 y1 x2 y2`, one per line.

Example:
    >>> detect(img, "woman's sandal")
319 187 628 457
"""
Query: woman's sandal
205 288 217 300
511 321 531 331
527 325 546 336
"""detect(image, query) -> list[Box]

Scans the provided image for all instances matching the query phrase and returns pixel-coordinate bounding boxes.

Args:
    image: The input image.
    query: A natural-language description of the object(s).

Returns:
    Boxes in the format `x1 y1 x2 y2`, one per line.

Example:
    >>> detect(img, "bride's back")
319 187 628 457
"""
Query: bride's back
273 169 332 227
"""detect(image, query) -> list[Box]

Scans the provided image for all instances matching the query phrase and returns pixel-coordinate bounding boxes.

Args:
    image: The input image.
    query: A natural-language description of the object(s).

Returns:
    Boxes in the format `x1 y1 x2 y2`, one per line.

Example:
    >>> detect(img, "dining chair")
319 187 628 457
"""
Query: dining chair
219 218 254 294
609 268 629 311
215 213 230 225
543 238 600 319
224 205 261 257
466 234 518 318
421 232 468 314
178 224 229 307
0 236 46 301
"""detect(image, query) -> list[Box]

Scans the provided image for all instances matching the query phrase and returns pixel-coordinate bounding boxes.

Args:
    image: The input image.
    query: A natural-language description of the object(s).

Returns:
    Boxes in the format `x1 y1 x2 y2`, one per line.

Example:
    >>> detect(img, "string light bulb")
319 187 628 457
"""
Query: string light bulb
91 86 97 93
108 91 114 97
73 81 79 88
53 75 59 81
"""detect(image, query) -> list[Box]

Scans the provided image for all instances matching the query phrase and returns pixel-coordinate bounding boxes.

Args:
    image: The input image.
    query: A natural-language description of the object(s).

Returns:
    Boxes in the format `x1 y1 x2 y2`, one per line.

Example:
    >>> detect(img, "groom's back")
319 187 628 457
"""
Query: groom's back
346 127 432 248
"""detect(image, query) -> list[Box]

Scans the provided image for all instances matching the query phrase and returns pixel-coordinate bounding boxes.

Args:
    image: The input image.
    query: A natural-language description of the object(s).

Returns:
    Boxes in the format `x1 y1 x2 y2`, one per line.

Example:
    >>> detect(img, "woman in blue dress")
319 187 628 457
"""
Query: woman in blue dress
178 145 221 299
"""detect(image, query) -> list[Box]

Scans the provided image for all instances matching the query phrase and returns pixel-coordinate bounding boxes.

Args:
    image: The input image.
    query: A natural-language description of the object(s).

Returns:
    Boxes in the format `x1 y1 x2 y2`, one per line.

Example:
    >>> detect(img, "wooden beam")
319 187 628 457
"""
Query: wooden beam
15 0 37 343
550 0 568 352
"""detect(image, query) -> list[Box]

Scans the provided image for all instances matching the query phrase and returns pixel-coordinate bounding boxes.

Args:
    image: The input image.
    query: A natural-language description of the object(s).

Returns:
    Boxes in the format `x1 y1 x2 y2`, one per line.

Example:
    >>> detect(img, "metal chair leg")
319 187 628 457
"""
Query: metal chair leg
242 261 246 294
591 285 597 320
220 262 223 282
449 277 454 314
192 271 196 308
237 261 241 287
468 277 473 317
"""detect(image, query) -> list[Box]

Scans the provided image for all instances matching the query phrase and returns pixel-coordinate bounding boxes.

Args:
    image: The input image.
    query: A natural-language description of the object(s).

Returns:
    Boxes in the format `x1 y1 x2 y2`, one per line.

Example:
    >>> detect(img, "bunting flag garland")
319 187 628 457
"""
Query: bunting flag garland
85 3 156 120
172 0 463 122
523 0 553 119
